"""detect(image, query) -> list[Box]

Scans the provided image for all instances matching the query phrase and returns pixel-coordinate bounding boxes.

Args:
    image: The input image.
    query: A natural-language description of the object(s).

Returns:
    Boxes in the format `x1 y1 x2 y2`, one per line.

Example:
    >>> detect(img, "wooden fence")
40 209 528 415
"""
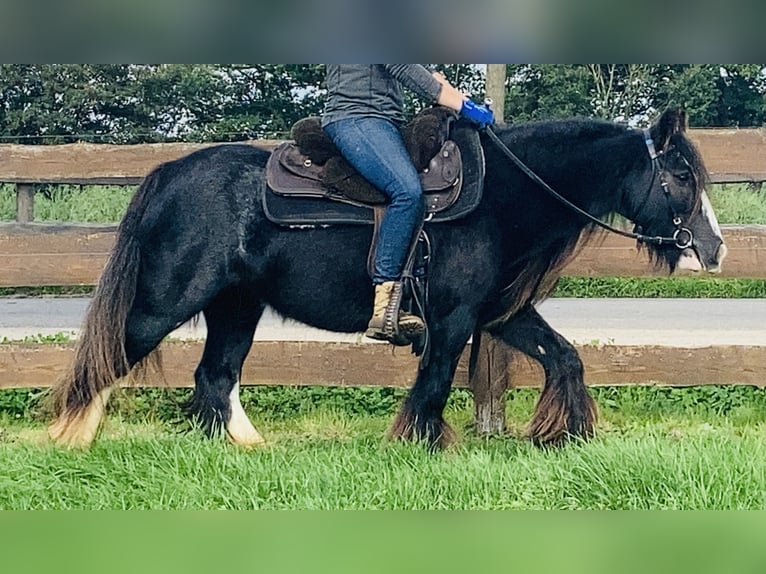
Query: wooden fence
1 130 765 433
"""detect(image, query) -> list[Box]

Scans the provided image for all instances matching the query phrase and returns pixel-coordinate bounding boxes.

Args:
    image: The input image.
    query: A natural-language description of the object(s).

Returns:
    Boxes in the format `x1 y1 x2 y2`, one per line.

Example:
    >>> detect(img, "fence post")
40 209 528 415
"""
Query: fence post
15 183 35 223
469 331 511 435
485 65 506 124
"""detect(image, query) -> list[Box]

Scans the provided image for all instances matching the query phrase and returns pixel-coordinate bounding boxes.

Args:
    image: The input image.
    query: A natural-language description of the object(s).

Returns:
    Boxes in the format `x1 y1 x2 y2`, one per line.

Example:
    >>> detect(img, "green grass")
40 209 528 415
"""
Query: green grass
709 183 766 225
1 386 766 509
0 183 134 222
3 425 765 510
554 277 766 298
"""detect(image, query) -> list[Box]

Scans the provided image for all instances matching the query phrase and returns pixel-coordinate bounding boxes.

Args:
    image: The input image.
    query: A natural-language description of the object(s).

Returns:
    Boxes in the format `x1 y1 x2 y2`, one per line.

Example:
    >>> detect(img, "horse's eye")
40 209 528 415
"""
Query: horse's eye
674 172 691 184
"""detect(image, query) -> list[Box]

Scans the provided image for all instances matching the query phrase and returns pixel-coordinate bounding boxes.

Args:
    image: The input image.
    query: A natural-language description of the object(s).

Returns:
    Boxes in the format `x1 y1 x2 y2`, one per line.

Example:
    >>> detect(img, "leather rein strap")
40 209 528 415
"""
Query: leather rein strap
483 125 694 249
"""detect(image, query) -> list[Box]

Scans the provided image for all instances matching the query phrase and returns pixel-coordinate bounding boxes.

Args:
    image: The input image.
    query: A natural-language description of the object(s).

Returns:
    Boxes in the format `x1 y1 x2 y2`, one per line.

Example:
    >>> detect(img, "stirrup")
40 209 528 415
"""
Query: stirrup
366 312 425 346
365 281 423 346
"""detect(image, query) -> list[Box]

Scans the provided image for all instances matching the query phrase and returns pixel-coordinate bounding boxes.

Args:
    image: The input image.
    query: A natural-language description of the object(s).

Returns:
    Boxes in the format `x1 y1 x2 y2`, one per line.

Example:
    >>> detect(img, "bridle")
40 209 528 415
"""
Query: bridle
483 124 695 250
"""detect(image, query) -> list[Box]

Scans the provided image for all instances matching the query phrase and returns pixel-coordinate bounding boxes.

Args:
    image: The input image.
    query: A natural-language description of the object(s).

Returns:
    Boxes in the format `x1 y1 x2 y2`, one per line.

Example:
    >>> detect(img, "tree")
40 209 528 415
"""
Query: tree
485 65 506 123
503 64 765 127
586 64 654 123
202 64 325 141
505 65 594 122
2 65 762 145
0 65 328 144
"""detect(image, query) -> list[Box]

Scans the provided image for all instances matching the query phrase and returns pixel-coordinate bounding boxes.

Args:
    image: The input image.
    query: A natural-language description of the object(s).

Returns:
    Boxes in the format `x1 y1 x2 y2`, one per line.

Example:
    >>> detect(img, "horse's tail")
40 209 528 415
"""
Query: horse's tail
51 168 163 416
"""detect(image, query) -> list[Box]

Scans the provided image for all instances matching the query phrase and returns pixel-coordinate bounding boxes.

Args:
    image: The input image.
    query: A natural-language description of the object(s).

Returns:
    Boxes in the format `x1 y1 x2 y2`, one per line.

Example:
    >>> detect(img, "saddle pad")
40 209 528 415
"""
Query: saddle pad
262 121 485 226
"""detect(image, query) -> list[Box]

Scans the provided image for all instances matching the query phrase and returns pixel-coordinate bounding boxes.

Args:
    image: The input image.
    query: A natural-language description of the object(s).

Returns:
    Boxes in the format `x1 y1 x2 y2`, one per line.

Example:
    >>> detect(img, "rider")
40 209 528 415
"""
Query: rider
321 64 494 344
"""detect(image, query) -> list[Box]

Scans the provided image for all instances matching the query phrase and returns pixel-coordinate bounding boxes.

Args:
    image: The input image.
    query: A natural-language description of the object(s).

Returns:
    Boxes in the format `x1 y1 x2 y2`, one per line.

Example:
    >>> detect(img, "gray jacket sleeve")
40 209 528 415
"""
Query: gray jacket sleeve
383 65 443 103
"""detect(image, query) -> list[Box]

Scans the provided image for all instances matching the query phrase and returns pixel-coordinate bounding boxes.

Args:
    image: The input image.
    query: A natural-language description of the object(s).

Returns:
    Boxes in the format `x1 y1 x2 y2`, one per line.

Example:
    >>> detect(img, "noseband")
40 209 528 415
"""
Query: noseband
484 125 694 249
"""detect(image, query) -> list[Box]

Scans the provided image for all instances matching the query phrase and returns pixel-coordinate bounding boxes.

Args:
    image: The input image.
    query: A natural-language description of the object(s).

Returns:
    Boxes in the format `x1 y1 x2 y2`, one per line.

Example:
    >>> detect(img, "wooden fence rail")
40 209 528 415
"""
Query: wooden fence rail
2 340 764 391
0 223 764 287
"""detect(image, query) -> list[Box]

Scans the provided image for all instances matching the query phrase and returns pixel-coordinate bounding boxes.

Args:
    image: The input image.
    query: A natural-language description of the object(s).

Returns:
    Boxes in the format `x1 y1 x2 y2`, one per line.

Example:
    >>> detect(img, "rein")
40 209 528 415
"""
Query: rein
483 125 694 249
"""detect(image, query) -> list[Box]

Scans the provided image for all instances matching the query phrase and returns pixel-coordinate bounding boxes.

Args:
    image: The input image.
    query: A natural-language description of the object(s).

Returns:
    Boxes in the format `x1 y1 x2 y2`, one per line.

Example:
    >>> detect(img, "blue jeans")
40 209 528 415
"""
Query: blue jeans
324 117 425 284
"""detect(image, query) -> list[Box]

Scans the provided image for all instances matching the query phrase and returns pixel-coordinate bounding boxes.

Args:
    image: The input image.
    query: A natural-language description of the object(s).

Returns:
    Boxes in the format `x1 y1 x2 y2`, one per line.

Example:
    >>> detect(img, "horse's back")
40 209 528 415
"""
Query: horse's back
162 143 271 183
136 143 271 225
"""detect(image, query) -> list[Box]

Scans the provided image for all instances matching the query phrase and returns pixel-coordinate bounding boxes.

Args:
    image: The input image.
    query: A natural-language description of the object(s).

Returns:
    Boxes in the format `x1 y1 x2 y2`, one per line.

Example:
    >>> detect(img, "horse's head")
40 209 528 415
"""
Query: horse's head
631 108 727 273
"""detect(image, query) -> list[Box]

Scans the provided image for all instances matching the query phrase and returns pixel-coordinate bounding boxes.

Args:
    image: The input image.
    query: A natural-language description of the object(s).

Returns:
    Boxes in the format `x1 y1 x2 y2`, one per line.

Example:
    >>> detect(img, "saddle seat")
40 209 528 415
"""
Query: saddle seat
266 107 468 217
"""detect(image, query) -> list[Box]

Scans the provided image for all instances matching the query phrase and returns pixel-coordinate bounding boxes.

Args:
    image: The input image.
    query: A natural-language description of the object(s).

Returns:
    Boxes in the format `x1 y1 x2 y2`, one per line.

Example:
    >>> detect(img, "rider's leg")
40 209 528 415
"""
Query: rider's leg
324 117 426 343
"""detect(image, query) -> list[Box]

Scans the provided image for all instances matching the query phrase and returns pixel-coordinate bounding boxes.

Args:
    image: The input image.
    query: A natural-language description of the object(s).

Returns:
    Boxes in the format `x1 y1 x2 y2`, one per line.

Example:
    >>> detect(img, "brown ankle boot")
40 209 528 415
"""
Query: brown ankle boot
365 281 425 345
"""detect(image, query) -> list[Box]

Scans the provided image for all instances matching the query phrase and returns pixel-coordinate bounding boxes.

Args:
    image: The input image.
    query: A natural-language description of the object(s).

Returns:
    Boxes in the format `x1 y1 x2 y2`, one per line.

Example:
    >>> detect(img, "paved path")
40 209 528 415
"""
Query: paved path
1 297 765 347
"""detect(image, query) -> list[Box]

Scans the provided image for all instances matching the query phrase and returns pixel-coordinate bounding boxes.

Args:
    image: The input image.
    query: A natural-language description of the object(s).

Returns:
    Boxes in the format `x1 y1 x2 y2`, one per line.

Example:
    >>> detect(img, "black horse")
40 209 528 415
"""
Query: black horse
49 108 726 449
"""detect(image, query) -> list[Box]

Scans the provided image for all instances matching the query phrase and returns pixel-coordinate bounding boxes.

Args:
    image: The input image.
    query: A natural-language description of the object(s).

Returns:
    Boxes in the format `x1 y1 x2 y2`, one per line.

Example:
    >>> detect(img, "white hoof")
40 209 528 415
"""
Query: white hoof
48 388 112 449
226 383 266 448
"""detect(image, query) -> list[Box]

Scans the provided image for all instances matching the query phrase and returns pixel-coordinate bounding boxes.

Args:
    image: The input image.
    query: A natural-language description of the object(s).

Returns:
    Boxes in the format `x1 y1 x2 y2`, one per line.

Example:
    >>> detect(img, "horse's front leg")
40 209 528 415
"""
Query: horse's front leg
489 305 598 445
389 307 476 450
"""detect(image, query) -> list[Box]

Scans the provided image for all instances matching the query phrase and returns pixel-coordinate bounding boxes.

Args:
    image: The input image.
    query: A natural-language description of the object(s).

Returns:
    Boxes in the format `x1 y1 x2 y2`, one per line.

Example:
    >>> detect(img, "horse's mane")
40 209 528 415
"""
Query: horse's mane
501 118 627 148
485 117 708 328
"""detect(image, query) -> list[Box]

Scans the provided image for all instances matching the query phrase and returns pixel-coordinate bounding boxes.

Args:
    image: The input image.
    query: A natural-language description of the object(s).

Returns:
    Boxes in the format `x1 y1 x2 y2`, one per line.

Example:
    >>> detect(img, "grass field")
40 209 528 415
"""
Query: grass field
1 386 765 510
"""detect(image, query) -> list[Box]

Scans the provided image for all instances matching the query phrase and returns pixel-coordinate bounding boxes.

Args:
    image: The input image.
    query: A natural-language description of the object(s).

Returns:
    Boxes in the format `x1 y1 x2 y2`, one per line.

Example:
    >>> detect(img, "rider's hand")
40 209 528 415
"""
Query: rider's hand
460 100 495 128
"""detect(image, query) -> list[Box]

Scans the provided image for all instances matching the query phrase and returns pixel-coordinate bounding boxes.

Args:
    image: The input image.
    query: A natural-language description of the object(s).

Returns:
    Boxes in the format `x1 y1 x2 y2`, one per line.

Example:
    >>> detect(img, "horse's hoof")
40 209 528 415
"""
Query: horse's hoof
48 415 98 449
227 432 267 449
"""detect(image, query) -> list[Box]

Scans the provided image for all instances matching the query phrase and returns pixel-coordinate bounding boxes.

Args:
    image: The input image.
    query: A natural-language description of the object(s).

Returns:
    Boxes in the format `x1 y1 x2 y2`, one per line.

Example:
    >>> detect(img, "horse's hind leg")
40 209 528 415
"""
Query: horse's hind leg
490 306 597 445
49 307 180 448
184 288 266 447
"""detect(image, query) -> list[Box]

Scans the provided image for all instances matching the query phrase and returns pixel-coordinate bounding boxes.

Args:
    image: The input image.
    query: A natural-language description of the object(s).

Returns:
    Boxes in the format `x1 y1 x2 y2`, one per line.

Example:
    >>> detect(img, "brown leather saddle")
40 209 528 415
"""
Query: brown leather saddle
268 138 462 212
263 108 485 227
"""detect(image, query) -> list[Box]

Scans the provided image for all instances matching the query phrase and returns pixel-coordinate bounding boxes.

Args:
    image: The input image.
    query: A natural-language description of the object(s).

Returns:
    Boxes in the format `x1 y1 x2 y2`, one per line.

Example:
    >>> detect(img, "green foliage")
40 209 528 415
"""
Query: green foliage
654 65 766 128
0 65 484 144
653 65 722 126
591 386 766 422
2 65 764 146
503 64 766 126
1 184 132 222
35 185 133 223
0 389 47 420
414 65 487 107
506 65 594 121
3 385 765 426
107 386 472 423
0 65 328 144
239 386 406 418
0 186 13 220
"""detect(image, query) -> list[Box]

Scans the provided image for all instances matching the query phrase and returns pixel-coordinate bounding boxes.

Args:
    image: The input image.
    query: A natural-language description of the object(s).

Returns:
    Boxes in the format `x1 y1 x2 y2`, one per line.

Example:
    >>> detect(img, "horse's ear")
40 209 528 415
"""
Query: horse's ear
653 108 688 150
